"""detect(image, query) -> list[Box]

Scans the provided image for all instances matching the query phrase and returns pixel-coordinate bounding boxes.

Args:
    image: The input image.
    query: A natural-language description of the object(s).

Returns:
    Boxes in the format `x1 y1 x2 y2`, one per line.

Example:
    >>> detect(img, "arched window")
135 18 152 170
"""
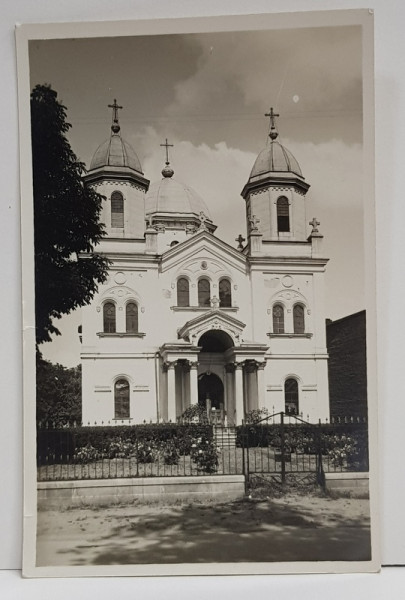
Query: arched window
177 278 190 307
285 378 299 415
293 304 305 334
219 278 232 307
272 304 285 334
198 278 211 307
126 302 138 333
103 302 116 333
114 378 130 419
111 191 124 228
277 196 290 232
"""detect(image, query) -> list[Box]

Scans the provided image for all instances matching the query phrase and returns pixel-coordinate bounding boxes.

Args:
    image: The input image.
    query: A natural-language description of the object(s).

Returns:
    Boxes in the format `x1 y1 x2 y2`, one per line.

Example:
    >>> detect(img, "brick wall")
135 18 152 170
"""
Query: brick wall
326 310 367 418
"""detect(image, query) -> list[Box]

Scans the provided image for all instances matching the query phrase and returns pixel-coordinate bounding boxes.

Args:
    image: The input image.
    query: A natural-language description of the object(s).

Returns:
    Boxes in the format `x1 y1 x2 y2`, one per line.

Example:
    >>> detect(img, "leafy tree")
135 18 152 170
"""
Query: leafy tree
36 352 82 425
31 84 109 344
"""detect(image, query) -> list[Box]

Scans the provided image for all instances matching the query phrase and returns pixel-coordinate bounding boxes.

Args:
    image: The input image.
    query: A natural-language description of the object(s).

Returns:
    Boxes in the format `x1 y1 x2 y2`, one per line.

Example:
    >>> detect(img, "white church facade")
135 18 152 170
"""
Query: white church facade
80 103 330 426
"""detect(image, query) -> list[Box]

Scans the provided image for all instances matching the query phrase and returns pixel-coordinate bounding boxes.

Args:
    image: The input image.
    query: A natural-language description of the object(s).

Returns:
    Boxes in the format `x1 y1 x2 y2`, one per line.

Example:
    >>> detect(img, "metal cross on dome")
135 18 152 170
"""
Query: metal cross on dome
160 138 174 165
265 107 280 140
108 99 123 123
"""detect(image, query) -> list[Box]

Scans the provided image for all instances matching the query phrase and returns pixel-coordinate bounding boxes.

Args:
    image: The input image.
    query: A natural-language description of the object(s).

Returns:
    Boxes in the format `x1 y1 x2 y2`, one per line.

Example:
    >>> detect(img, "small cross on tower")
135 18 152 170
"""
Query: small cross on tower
198 211 209 231
160 138 174 165
309 217 320 234
264 107 280 140
108 99 123 133
235 234 246 250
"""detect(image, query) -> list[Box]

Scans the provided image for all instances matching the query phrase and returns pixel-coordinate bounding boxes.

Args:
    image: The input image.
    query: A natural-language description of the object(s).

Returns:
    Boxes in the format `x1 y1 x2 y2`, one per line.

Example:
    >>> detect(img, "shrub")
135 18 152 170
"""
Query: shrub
161 438 180 465
179 404 209 424
245 407 269 424
73 443 100 463
190 436 219 473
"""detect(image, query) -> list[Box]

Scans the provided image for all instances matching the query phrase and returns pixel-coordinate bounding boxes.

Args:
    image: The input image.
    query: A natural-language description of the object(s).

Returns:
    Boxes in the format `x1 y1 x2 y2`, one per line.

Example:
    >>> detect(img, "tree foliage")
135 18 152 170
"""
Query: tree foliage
31 84 109 344
36 352 82 425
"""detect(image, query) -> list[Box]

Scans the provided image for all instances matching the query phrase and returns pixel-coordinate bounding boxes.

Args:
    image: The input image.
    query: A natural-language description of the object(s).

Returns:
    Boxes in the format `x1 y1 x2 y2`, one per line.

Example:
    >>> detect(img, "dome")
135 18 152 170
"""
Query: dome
90 133 143 174
145 173 212 220
250 140 303 179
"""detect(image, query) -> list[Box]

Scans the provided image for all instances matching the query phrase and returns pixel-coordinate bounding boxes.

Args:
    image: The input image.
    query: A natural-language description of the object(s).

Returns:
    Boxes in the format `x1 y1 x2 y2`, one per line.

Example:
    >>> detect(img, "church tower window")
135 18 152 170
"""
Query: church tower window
177 278 190 307
273 304 285 333
285 378 299 415
111 191 124 228
293 304 305 334
114 378 130 419
126 302 138 333
277 196 290 232
219 278 232 307
103 302 116 333
198 278 211 307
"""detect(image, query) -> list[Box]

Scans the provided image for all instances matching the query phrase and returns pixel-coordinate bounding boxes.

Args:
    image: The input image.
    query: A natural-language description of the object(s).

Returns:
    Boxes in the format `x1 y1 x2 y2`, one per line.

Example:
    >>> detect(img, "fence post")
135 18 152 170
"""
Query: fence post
280 411 286 485
316 419 325 489
241 420 249 492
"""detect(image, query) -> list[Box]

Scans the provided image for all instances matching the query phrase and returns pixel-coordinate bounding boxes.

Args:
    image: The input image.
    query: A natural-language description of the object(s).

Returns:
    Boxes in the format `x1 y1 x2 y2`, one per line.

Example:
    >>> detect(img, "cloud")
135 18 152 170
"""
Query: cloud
165 27 362 133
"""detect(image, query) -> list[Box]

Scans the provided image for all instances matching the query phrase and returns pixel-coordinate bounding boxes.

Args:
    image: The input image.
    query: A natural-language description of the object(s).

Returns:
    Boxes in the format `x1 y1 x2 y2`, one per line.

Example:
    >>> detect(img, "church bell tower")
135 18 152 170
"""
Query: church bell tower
83 100 150 240
241 109 310 251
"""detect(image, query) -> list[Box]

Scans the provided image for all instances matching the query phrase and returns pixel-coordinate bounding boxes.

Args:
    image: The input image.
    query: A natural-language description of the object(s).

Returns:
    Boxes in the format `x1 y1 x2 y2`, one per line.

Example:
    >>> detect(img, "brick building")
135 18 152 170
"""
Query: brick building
326 310 367 418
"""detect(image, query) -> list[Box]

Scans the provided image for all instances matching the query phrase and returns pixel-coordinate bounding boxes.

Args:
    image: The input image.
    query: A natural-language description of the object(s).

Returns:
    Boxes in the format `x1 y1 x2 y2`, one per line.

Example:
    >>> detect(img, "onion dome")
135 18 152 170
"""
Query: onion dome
250 140 303 178
84 99 149 190
90 134 143 174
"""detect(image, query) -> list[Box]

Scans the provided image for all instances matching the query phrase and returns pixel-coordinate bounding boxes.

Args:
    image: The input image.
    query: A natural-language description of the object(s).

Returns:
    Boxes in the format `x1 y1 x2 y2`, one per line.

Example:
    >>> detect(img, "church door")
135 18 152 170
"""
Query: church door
198 373 224 410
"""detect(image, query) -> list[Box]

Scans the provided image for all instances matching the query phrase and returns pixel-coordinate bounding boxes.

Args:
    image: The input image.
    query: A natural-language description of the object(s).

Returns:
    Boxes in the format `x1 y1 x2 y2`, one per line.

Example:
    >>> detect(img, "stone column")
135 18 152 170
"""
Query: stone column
167 361 176 422
189 361 199 407
225 363 235 426
234 362 244 425
257 361 266 410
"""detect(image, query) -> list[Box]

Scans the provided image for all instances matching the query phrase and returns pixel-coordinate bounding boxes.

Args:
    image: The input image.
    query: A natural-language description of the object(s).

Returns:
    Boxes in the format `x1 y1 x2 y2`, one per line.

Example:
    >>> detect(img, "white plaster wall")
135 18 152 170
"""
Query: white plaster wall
82 356 158 424
263 357 329 422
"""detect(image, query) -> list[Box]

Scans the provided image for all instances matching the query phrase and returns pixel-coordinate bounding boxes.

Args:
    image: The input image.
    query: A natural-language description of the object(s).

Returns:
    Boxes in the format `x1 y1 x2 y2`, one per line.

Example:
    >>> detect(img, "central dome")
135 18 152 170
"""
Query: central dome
250 140 303 179
146 174 212 220
90 133 143 174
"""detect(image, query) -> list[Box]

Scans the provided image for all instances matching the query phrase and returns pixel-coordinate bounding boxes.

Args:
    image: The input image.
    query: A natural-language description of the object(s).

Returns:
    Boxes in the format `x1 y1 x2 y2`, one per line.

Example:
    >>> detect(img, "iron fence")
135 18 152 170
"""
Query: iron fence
36 415 368 483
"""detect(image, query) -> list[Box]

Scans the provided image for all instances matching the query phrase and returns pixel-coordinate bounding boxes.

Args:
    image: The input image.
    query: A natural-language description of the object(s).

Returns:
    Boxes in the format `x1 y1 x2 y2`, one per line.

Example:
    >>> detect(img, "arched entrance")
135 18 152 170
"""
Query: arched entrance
198 372 224 409
197 329 233 420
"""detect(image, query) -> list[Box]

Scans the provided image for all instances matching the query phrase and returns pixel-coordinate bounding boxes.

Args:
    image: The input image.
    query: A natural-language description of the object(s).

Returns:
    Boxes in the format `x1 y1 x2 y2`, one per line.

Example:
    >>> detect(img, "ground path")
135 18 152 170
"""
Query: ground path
36 492 371 567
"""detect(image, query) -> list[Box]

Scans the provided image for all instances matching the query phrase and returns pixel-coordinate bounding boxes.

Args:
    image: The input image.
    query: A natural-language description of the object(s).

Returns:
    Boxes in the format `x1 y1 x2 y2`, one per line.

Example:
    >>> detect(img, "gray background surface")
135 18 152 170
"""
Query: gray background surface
1 0 404 595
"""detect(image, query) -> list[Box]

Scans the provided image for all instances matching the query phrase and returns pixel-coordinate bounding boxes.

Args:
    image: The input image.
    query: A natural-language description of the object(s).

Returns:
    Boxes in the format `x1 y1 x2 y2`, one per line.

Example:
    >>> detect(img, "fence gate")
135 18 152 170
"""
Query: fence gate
241 411 325 487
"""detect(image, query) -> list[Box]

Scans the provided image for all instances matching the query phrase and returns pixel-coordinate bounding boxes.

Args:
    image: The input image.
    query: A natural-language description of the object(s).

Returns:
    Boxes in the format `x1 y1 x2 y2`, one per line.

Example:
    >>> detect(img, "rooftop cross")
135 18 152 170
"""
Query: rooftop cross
309 217 320 234
160 138 174 166
108 99 123 133
265 107 280 140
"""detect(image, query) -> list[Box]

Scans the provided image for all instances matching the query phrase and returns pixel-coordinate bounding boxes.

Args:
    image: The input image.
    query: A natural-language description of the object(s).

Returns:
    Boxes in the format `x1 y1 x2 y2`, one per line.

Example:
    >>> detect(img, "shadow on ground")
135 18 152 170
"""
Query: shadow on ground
38 495 371 566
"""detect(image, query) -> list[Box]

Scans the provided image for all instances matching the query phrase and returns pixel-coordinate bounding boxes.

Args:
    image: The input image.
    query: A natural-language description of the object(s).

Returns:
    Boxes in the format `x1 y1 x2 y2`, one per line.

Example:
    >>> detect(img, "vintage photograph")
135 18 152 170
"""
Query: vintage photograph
18 11 378 576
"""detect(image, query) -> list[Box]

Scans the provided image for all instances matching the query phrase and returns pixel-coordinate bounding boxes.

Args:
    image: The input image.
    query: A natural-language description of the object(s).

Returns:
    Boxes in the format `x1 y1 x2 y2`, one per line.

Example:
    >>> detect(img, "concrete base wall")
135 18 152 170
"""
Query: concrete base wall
37 475 245 508
325 472 369 497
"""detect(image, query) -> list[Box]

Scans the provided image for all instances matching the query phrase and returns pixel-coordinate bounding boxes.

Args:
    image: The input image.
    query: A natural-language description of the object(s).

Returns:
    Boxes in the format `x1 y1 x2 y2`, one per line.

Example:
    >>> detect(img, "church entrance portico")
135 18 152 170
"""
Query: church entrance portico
160 316 268 424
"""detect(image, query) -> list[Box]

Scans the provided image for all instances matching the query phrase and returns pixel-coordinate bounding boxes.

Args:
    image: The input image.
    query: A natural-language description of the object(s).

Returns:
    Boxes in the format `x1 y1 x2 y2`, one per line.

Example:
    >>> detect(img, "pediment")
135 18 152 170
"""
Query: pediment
160 230 247 275
178 309 246 346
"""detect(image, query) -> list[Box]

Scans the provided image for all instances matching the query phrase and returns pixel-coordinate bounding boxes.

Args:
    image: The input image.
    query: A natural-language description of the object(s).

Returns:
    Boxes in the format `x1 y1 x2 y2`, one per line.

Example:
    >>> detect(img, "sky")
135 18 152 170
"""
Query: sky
28 25 365 367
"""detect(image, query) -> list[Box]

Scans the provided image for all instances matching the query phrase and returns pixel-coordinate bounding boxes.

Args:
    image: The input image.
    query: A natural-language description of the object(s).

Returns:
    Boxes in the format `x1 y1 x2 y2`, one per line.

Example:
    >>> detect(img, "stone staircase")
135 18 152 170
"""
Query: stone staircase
213 426 237 448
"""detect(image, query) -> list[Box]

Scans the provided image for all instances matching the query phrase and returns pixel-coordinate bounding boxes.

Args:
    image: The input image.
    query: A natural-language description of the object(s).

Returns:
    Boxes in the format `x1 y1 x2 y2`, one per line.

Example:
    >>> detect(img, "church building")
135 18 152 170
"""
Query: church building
80 102 330 425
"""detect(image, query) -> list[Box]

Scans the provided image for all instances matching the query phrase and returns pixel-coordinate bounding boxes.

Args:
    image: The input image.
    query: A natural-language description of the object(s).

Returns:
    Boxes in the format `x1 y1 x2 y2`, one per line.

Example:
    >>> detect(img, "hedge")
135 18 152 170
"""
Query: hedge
37 423 213 465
